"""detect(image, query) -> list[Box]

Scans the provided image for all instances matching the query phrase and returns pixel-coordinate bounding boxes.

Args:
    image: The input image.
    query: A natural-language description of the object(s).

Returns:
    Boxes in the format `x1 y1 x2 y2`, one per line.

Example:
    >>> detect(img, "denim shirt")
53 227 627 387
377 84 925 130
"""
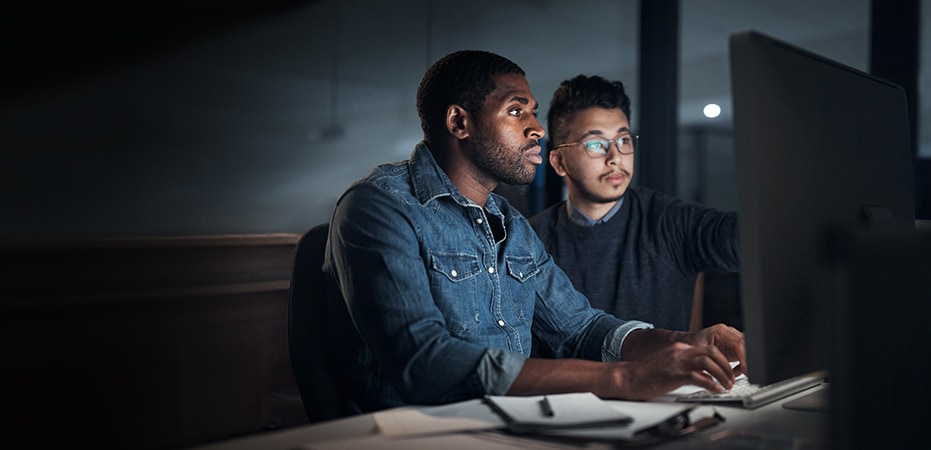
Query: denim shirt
323 142 652 411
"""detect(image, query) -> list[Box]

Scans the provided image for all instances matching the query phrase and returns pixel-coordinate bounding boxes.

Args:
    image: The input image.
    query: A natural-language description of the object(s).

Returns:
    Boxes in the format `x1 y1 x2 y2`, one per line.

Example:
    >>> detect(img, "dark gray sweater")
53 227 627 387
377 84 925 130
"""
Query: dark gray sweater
529 187 740 332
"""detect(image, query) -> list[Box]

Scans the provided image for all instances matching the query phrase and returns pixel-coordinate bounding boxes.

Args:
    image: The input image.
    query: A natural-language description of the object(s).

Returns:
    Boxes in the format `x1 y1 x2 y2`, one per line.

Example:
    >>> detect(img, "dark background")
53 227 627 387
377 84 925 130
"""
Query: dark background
3 0 928 239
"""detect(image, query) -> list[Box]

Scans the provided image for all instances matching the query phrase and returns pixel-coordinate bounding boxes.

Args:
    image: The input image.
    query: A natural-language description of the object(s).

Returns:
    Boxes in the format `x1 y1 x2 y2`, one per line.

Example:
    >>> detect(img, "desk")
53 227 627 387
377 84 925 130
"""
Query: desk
192 385 829 449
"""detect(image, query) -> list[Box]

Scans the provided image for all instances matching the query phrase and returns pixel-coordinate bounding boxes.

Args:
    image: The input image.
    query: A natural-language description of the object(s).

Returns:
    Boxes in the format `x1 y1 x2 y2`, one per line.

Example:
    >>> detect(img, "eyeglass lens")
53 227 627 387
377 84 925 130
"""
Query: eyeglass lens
581 135 637 157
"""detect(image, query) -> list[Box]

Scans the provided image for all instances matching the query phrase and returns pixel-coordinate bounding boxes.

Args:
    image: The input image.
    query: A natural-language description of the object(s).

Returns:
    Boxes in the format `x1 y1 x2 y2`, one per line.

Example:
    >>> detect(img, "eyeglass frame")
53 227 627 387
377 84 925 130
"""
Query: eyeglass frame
552 132 640 157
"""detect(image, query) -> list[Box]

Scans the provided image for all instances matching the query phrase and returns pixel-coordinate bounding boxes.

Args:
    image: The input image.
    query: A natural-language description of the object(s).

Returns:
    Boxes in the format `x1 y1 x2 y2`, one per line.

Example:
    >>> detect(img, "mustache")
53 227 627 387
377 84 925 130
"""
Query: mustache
520 139 541 152
603 168 632 179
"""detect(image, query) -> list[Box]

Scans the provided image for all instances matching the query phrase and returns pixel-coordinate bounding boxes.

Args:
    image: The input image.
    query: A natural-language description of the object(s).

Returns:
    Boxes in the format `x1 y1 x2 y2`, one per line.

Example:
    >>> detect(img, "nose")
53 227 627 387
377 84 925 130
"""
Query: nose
528 115 545 140
606 142 623 164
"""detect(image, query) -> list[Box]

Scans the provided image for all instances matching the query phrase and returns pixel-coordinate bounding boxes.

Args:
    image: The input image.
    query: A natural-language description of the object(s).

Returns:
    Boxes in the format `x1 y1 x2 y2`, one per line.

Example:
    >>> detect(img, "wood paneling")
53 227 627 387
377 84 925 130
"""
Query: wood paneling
1 234 307 449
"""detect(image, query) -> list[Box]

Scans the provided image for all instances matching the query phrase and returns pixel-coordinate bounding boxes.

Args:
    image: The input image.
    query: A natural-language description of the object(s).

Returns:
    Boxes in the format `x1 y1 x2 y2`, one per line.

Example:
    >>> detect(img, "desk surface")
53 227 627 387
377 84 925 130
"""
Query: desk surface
192 385 830 450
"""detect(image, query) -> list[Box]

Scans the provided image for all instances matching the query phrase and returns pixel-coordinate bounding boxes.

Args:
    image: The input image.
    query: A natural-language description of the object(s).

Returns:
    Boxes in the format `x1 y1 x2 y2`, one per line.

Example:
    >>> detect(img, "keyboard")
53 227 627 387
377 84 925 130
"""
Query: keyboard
676 372 825 409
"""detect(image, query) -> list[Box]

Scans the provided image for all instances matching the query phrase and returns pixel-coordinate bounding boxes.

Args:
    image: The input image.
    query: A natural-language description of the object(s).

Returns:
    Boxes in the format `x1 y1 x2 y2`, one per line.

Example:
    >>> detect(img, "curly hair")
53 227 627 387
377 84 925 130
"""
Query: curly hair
546 75 632 150
416 50 525 144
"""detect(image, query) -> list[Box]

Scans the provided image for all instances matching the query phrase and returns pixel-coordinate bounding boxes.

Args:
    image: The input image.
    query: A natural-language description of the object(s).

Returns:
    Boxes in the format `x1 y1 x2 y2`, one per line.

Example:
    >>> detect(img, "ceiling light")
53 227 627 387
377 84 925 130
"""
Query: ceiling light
703 103 722 119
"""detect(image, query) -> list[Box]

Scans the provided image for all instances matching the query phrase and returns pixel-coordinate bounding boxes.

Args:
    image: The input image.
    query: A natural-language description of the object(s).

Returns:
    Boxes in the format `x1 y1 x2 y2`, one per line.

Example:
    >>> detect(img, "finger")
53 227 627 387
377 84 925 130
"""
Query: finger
716 326 747 376
688 365 724 393
732 362 746 377
704 348 736 389
736 349 747 377
732 332 747 376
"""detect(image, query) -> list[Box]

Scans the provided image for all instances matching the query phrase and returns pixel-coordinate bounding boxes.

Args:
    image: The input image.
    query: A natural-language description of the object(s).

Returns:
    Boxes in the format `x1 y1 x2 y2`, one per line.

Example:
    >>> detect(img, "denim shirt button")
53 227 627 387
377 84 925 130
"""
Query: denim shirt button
476 218 484 224
487 267 495 274
497 320 505 327
450 269 458 277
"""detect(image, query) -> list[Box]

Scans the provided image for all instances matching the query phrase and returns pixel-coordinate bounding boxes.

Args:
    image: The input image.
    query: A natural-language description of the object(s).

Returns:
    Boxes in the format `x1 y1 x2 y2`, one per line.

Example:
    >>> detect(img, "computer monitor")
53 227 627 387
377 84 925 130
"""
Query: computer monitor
729 30 915 385
822 227 931 448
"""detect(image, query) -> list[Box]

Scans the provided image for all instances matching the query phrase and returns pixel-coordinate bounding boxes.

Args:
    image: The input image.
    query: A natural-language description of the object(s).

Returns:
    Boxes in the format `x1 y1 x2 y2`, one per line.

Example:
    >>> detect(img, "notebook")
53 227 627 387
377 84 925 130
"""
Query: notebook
483 392 632 432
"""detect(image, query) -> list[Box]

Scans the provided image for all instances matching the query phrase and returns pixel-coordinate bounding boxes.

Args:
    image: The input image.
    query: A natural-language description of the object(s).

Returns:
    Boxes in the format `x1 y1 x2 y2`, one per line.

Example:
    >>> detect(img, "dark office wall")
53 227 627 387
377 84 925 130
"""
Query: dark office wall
3 7 318 448
1 1 650 239
2 1 348 239
5 2 924 238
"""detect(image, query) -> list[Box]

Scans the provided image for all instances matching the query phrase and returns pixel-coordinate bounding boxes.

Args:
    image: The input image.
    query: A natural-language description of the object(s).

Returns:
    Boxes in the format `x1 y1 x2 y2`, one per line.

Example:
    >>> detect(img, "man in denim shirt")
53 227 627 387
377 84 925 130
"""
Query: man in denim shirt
324 50 745 413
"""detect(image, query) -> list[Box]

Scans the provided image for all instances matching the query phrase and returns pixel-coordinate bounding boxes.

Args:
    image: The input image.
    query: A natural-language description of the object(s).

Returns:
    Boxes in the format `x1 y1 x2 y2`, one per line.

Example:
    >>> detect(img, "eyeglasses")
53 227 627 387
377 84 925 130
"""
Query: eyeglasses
553 133 639 157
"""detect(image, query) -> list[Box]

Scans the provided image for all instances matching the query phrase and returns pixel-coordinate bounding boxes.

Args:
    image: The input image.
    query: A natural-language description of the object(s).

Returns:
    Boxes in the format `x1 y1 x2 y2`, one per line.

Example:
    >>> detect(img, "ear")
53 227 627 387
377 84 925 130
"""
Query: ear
549 149 568 176
445 105 470 140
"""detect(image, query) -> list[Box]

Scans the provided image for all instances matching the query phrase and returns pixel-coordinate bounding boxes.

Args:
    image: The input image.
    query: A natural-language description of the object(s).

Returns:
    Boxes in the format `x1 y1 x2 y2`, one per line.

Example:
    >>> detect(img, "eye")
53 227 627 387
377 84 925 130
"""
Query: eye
508 107 522 117
583 140 608 153
617 136 631 146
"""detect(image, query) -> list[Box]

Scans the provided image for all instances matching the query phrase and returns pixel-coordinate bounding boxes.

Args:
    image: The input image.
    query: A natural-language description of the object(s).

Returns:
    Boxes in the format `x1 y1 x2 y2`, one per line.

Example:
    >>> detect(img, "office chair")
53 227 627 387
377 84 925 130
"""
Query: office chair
288 223 352 423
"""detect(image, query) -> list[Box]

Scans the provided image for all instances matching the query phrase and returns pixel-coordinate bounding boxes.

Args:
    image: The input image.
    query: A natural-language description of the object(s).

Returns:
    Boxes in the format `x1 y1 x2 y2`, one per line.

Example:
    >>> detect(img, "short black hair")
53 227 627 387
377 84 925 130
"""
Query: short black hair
416 50 525 144
546 75 632 150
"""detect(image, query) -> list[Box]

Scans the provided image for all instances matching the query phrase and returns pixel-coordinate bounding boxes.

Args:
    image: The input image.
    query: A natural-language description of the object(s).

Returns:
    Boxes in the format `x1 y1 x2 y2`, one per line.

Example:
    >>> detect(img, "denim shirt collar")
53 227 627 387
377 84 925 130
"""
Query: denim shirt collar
409 141 503 216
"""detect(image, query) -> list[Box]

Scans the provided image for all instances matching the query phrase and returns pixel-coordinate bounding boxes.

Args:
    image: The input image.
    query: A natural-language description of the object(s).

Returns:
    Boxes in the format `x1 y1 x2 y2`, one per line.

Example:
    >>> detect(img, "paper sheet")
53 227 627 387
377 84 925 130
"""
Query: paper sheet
372 398 504 438
298 396 705 449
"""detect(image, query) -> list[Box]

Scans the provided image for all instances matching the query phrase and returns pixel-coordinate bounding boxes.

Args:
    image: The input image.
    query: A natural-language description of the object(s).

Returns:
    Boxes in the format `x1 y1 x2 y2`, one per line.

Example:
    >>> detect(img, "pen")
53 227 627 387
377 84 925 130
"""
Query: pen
539 395 554 417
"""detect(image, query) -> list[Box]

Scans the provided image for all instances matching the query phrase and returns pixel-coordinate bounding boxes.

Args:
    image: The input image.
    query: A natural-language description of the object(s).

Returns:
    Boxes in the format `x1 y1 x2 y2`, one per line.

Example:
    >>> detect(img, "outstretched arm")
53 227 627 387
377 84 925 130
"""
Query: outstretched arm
508 336 739 400
508 323 745 400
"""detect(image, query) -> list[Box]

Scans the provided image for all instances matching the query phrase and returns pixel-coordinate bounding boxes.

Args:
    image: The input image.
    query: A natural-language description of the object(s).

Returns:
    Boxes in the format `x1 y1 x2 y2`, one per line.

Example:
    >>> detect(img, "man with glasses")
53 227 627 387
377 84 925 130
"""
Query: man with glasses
530 75 740 335
325 52 744 413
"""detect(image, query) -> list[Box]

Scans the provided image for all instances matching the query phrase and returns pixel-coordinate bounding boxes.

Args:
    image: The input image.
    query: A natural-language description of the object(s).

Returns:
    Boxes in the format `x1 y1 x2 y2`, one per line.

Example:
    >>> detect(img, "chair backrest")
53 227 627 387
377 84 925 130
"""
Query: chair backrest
288 223 350 423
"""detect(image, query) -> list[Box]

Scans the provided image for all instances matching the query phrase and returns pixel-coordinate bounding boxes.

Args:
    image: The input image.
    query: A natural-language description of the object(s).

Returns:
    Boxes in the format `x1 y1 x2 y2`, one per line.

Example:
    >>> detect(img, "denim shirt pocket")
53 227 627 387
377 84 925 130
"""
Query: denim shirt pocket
505 255 539 282
504 254 539 325
430 252 483 335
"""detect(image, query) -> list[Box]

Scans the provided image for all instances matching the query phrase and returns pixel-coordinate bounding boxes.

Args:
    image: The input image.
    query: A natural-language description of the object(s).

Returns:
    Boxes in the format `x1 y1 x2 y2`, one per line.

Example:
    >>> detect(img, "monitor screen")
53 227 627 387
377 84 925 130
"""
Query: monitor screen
729 30 915 385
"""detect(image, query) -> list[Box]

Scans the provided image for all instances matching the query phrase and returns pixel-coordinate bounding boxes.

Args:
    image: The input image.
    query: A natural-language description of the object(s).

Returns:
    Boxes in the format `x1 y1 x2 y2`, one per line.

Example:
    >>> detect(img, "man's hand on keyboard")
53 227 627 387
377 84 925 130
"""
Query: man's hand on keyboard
684 323 747 378
617 341 738 400
618 324 746 399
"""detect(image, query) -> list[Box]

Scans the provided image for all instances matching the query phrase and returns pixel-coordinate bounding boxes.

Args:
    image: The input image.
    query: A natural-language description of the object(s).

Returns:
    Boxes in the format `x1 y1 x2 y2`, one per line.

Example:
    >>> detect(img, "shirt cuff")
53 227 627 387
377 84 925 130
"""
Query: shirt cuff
475 347 526 395
601 320 654 361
